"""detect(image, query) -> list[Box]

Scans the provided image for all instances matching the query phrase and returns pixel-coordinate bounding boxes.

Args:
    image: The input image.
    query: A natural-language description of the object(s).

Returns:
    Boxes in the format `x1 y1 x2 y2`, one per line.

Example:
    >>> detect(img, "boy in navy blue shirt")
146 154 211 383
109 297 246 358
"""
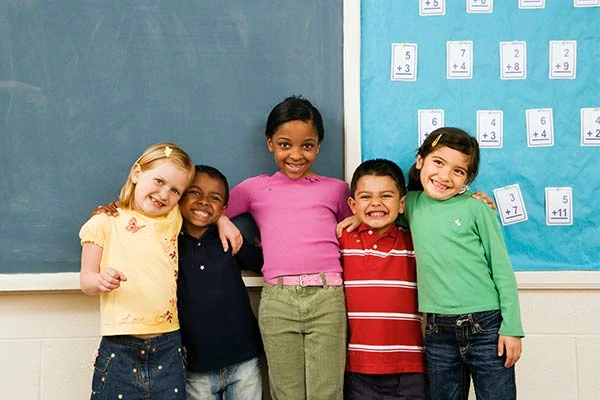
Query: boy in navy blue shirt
177 165 263 400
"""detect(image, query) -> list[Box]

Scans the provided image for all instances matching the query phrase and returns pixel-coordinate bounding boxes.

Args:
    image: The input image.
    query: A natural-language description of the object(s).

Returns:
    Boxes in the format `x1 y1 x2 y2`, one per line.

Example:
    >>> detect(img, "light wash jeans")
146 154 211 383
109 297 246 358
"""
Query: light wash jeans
258 283 347 400
186 356 262 400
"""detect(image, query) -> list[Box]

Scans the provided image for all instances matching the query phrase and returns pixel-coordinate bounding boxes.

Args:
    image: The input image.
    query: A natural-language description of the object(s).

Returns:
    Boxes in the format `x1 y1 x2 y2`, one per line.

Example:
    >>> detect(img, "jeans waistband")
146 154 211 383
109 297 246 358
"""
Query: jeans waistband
428 310 500 326
103 329 181 347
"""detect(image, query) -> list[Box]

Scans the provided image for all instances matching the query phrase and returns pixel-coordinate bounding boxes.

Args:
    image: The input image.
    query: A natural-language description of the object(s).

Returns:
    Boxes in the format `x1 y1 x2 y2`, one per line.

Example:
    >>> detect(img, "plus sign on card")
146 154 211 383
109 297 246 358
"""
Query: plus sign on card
493 184 528 226
545 187 573 226
526 108 554 147
580 108 600 146
549 41 577 79
418 109 444 145
420 0 446 16
500 41 527 80
447 41 473 79
477 110 503 148
391 43 418 81
467 0 493 13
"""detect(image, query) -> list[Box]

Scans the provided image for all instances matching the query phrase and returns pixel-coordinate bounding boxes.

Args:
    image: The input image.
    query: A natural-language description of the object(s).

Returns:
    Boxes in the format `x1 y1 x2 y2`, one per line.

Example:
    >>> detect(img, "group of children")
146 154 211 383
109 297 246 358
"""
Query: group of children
79 96 523 400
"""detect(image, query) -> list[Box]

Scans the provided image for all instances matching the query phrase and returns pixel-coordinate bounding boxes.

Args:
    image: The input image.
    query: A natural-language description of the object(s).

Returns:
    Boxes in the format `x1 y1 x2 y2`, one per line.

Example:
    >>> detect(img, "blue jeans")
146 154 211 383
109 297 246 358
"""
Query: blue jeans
90 330 186 400
424 310 516 400
185 356 262 400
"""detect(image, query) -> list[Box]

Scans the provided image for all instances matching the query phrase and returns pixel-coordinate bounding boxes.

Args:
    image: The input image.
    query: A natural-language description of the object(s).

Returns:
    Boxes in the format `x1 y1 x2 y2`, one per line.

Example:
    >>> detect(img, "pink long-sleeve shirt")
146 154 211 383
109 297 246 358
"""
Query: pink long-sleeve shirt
227 172 352 281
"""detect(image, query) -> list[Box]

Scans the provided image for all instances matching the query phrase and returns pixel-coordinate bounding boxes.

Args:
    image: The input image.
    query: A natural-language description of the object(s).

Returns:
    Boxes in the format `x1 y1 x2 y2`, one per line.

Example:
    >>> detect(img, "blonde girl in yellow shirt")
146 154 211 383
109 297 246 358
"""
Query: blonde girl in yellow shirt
79 142 195 400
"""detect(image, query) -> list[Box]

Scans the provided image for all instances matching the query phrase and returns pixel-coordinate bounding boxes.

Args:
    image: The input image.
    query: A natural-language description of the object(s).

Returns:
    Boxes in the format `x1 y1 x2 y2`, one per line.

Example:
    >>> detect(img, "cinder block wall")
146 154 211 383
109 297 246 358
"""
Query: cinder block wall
1 274 600 400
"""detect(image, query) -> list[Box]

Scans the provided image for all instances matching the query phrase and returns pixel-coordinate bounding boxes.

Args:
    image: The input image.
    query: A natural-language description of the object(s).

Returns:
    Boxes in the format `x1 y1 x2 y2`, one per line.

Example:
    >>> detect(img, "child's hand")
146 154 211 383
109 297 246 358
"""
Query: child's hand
336 215 360 238
472 192 496 210
498 335 522 368
216 215 243 255
97 267 128 292
91 201 121 217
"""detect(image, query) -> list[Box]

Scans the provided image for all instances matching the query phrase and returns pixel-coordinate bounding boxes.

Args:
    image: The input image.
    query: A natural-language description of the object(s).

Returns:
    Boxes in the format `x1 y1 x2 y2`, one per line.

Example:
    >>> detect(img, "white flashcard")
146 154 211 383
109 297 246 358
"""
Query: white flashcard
545 187 573 226
500 41 527 80
418 109 444 145
493 184 528 226
519 0 545 8
391 43 418 81
580 108 600 146
549 41 577 79
477 110 503 148
420 0 446 16
467 0 493 13
447 41 473 79
574 0 600 7
526 108 554 147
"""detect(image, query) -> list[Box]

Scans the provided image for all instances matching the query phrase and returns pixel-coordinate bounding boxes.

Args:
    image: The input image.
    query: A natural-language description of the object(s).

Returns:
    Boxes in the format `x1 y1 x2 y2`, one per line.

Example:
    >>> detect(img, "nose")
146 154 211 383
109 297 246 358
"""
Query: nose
438 167 450 181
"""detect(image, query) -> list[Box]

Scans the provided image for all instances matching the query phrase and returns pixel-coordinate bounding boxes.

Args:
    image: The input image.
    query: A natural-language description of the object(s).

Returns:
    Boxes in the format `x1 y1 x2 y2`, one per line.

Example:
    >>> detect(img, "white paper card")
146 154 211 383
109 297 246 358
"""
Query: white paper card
447 41 473 79
418 109 444 145
477 110 503 148
545 187 573 226
467 0 493 13
580 108 600 146
574 0 600 7
493 184 528 226
420 0 446 15
549 41 577 79
519 0 545 8
526 108 554 147
500 41 527 80
391 43 418 81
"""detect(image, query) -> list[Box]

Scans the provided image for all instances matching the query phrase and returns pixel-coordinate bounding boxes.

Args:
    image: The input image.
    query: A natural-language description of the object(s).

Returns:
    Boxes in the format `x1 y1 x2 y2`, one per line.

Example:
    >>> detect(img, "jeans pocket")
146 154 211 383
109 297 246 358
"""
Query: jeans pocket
424 315 438 335
91 351 112 394
472 310 502 335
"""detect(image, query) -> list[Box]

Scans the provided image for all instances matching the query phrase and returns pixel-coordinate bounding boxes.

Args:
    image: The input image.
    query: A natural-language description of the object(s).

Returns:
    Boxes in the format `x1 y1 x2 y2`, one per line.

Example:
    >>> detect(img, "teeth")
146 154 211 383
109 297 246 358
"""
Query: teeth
192 210 210 217
368 212 386 217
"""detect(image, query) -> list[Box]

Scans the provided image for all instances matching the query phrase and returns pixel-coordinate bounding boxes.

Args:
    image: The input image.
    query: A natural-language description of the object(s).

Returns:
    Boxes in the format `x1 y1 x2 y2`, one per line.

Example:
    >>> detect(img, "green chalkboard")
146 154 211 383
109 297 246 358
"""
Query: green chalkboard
0 0 344 273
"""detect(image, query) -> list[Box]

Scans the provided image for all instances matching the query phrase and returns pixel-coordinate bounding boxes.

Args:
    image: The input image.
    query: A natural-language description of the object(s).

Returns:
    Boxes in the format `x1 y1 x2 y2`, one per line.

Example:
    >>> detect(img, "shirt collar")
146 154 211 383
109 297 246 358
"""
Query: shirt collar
356 222 399 239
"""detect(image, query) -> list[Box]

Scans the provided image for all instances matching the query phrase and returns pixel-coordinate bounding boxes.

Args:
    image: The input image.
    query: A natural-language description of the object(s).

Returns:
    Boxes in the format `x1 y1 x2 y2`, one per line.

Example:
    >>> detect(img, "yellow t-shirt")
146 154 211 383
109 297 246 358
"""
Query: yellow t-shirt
79 206 182 336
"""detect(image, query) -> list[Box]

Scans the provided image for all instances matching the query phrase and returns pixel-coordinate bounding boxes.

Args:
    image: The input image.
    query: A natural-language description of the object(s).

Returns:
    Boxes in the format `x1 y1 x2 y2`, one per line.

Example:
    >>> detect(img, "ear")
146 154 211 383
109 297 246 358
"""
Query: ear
415 155 424 170
130 163 142 184
220 204 228 216
266 138 274 153
398 195 406 214
316 142 321 154
347 196 358 215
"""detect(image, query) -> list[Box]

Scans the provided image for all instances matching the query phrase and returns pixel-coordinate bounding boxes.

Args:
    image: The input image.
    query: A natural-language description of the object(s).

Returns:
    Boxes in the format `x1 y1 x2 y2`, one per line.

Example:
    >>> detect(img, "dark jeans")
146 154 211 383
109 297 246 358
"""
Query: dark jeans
90 330 186 400
424 310 516 400
344 372 428 400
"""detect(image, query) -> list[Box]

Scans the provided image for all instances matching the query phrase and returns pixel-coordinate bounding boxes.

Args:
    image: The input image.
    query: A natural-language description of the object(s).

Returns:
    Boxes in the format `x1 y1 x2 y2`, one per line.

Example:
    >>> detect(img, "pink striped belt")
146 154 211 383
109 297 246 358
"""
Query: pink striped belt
264 272 343 287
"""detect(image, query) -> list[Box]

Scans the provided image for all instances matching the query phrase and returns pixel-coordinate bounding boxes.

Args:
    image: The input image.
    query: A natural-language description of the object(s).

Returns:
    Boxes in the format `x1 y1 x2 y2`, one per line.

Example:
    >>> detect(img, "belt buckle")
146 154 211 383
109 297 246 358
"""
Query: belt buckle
299 274 307 286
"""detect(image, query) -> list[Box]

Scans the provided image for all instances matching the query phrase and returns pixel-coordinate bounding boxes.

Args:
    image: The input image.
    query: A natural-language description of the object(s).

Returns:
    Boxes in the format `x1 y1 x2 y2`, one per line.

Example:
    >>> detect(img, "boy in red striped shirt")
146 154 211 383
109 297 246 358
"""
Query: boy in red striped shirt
340 158 427 399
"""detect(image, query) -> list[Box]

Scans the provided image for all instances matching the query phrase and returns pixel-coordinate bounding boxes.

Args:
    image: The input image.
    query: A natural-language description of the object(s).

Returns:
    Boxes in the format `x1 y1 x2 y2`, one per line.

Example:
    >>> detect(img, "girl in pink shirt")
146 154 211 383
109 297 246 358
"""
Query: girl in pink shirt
221 96 352 399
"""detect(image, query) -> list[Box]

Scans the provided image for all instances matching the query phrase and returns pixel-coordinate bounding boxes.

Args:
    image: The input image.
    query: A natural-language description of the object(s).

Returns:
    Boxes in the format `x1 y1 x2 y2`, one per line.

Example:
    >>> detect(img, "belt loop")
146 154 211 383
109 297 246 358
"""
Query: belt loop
277 276 283 287
320 272 328 288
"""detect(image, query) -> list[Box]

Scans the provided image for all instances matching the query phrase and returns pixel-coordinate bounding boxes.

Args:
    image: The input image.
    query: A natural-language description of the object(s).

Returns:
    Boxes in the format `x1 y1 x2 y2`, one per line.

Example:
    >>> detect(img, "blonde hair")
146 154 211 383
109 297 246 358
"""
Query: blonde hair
119 142 194 209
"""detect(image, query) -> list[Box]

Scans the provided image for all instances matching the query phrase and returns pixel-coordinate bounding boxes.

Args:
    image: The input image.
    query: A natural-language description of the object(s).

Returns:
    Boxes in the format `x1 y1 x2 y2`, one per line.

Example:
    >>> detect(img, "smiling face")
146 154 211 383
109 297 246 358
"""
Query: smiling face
180 172 227 238
416 145 471 201
348 174 404 236
130 159 192 217
266 120 321 179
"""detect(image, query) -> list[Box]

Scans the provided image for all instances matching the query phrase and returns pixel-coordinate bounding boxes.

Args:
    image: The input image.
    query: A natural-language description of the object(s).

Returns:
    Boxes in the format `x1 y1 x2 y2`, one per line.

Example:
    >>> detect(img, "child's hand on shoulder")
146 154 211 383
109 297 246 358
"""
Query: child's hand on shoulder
498 335 522 368
97 267 128 292
472 192 496 210
91 201 121 217
336 215 360 238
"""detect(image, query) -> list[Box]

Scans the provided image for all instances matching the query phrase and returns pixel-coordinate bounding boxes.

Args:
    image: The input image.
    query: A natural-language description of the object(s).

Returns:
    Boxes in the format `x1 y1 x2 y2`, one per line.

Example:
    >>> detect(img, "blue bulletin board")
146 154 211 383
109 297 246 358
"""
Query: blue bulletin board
360 1 600 271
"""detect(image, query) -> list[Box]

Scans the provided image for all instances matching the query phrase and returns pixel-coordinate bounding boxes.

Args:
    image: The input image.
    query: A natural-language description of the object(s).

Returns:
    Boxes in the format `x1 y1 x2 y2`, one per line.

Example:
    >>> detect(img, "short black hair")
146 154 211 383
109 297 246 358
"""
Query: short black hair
194 165 230 205
265 95 324 142
350 159 407 197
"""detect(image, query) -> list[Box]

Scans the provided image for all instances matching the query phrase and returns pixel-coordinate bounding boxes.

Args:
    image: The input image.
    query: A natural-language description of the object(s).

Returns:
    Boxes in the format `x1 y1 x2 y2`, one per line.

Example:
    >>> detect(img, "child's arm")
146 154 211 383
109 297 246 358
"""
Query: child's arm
234 238 264 274
80 243 127 295
498 335 522 368
336 215 360 238
216 214 243 255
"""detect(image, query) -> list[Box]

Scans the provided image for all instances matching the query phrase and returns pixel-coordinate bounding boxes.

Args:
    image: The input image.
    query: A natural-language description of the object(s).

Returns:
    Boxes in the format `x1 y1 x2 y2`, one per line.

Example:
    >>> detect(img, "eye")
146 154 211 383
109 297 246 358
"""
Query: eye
433 159 443 166
171 188 181 196
454 169 466 176
358 194 371 200
303 143 315 150
278 142 290 149
154 178 164 185
382 194 394 198
188 190 201 197
208 194 223 203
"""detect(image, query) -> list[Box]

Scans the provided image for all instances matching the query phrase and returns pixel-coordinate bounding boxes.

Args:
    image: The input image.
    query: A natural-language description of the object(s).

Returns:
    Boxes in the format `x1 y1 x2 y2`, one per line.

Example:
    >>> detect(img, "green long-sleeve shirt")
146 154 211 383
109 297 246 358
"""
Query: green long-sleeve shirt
404 191 524 337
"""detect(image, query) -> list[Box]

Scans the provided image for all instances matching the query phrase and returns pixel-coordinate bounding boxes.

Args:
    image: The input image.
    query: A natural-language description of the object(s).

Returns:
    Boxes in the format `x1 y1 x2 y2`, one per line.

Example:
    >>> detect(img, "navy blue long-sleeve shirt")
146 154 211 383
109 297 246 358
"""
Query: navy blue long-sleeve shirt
177 226 263 372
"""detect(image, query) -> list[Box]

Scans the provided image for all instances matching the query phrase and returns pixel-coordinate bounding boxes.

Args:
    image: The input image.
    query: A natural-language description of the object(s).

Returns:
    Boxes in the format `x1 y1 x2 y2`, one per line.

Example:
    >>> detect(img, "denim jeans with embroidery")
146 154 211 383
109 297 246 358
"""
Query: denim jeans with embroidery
424 310 516 400
90 330 186 400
